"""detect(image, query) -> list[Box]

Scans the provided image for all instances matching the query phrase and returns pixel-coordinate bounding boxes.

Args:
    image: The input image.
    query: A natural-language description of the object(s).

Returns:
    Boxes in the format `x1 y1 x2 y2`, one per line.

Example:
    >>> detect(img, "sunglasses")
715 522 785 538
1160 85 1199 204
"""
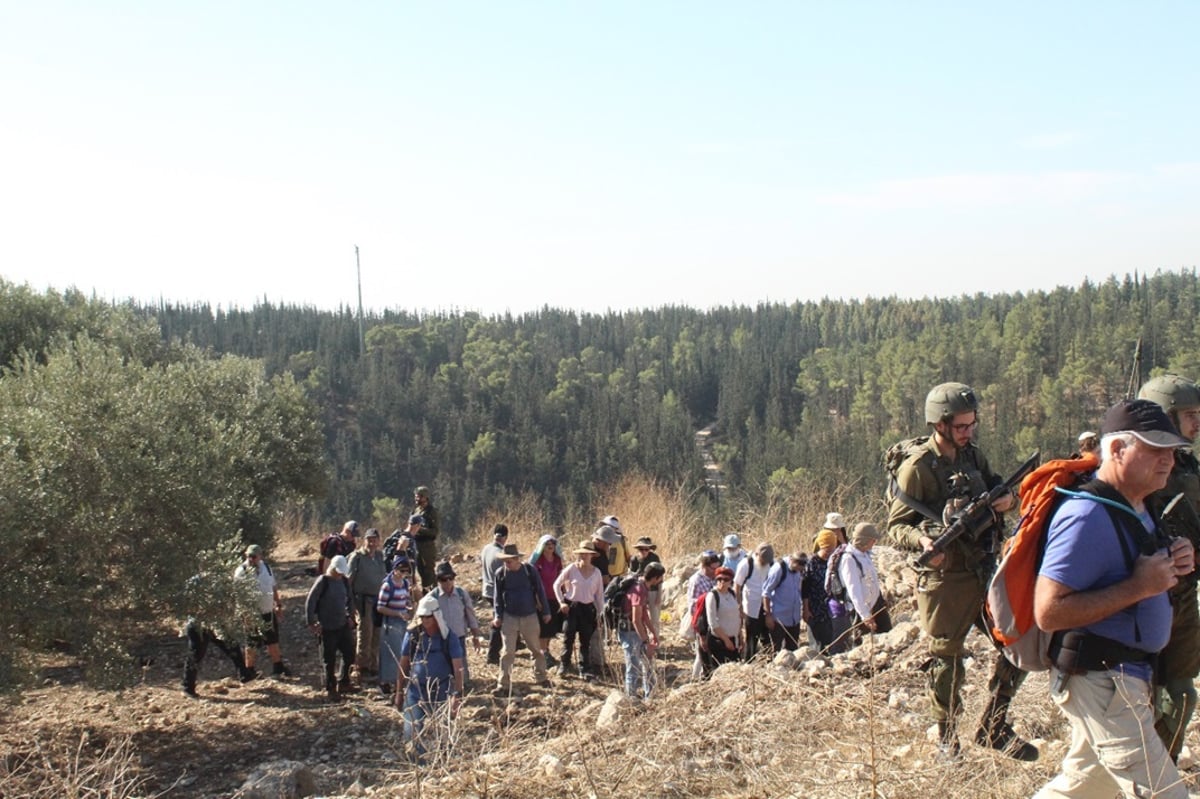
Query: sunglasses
437 575 454 582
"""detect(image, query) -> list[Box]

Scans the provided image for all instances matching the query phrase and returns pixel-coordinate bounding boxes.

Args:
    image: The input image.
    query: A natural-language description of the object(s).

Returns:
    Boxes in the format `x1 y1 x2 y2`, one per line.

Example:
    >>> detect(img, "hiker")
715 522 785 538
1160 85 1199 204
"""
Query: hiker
629 536 661 574
492 543 552 696
803 529 848 655
412 486 440 591
1076 430 1100 458
382 518 418 573
317 520 359 577
529 534 564 668
840 523 890 638
398 594 465 762
598 514 629 576
733 542 773 660
683 550 721 679
721 533 746 573
377 556 418 698
762 551 804 652
1032 399 1194 799
553 541 605 680
1139 375 1200 760
617 562 665 699
584 523 621 675
233 544 291 679
886 381 1034 761
306 554 356 701
480 523 509 665
429 561 482 688
821 512 848 546
182 618 252 697
347 528 387 684
706 567 741 667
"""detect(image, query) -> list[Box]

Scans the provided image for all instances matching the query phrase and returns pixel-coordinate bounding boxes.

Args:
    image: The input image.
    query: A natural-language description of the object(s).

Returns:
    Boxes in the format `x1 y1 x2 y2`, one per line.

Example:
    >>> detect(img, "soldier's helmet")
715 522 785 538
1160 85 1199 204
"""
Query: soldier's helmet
925 382 979 425
1138 374 1200 415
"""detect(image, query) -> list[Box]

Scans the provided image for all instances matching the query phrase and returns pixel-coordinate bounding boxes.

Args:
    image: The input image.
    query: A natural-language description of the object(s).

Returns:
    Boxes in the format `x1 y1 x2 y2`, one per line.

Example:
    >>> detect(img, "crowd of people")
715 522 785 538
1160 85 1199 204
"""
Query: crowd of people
181 374 1200 792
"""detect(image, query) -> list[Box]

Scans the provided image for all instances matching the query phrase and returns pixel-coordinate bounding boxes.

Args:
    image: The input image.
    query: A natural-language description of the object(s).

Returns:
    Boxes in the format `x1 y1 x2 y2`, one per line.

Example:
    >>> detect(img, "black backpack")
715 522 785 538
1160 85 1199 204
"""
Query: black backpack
603 575 640 630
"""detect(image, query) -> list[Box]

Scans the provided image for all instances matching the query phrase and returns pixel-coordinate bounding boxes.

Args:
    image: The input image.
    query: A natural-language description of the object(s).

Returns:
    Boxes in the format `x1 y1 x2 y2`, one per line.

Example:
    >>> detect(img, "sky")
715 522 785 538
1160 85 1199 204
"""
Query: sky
1 2 1197 316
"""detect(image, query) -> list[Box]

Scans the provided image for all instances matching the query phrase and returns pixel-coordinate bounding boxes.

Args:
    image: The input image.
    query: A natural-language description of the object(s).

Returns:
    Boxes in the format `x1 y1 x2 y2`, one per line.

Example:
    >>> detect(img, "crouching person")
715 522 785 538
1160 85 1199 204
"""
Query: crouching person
399 594 465 763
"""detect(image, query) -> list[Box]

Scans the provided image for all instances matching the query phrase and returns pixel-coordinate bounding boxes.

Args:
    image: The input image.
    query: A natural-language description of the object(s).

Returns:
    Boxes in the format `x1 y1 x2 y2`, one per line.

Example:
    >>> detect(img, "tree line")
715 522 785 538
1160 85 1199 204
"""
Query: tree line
144 268 1200 532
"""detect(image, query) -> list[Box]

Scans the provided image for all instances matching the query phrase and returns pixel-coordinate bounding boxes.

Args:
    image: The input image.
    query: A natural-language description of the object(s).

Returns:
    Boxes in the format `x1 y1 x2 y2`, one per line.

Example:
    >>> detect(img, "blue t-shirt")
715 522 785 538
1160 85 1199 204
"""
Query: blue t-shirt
401 628 465 703
1039 494 1171 660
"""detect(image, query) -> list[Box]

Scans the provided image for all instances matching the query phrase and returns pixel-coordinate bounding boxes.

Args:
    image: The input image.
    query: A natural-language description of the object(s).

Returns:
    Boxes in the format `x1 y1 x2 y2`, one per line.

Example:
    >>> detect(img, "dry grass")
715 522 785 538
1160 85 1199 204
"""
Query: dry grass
0 731 166 799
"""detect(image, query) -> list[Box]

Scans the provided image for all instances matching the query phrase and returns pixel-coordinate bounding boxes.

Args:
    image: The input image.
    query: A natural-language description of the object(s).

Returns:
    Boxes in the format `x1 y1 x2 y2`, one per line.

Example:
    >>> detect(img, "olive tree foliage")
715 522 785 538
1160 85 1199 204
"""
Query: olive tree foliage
0 334 327 687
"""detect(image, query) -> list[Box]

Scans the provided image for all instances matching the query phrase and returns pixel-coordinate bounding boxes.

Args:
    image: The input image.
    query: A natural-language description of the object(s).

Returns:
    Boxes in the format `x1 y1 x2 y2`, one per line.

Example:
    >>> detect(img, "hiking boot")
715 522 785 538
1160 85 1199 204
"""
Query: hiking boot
183 686 199 698
975 722 1038 761
239 668 259 683
325 686 340 702
338 679 357 695
936 721 961 764
272 662 292 678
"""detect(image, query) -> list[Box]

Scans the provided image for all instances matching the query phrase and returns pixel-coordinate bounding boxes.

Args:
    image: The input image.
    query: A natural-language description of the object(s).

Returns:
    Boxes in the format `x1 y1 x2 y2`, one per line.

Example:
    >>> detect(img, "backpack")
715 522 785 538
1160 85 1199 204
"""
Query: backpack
986 454 1100 671
603 575 639 630
825 544 850 601
690 588 721 637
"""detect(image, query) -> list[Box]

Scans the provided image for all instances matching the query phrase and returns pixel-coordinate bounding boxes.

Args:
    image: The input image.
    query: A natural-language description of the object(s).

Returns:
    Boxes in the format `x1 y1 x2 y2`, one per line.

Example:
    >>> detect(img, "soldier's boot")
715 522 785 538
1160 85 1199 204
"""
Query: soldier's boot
936 720 961 763
974 695 1038 761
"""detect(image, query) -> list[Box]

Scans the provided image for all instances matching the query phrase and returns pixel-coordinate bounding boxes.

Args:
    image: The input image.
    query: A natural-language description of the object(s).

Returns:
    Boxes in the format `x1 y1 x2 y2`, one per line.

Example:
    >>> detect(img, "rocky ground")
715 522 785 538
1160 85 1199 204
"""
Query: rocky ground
4 542 1200 798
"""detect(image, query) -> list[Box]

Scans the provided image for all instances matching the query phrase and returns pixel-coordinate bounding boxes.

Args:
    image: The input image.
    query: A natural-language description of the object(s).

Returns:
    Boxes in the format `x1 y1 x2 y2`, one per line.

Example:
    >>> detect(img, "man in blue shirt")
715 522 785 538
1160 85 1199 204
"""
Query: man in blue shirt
1033 399 1195 799
399 594 465 761
492 543 552 696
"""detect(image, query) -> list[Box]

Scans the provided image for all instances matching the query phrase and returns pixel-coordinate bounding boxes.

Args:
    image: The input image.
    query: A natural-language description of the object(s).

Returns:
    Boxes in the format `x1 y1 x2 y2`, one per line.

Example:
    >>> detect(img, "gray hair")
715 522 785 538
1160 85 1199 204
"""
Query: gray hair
1100 432 1135 464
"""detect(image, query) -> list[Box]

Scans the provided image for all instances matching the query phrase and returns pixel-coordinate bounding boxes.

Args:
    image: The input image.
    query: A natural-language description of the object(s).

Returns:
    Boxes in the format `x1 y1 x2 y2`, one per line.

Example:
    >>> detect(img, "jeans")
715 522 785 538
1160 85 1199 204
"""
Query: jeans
618 629 652 698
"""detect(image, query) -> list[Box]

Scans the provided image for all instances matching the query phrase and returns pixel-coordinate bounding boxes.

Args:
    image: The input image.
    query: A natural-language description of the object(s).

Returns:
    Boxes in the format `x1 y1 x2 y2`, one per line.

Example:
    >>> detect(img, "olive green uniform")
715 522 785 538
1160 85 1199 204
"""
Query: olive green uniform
887 437 1026 724
1148 451 1200 759
413 502 440 591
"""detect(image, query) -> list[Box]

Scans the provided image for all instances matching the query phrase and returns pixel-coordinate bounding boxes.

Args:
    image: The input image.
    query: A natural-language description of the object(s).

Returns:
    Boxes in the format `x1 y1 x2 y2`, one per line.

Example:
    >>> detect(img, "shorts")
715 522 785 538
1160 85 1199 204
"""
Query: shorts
248 611 280 646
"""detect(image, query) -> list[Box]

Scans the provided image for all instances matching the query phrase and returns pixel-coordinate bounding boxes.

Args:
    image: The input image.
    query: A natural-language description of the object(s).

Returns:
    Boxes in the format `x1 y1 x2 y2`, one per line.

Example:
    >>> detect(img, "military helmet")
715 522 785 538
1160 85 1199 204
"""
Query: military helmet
1138 374 1200 414
924 382 979 425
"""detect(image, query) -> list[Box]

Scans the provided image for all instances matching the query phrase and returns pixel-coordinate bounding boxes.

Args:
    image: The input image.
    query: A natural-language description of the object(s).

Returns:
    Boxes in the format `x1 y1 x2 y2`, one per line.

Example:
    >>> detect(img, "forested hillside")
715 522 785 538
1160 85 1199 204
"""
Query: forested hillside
134 269 1200 532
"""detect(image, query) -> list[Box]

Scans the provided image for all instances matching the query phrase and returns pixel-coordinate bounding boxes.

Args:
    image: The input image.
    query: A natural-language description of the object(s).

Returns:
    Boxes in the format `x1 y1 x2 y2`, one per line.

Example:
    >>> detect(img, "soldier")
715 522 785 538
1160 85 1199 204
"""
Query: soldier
1138 374 1200 760
412 486 440 591
887 382 1035 761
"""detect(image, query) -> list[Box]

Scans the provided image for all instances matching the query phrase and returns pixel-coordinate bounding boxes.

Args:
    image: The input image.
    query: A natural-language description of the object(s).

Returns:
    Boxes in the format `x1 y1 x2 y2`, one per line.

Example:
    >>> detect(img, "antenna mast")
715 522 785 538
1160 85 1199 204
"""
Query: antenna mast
355 245 366 357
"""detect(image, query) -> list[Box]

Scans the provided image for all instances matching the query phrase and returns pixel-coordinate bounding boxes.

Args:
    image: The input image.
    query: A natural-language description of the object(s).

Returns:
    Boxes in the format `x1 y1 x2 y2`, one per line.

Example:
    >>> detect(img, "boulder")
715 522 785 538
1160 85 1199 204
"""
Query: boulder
237 760 316 799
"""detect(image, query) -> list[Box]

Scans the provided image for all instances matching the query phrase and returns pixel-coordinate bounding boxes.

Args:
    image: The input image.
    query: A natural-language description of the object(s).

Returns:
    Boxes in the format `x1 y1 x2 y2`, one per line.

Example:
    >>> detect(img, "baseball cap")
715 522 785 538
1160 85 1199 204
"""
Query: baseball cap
723 533 741 549
1101 399 1190 449
329 555 351 576
1078 430 1097 443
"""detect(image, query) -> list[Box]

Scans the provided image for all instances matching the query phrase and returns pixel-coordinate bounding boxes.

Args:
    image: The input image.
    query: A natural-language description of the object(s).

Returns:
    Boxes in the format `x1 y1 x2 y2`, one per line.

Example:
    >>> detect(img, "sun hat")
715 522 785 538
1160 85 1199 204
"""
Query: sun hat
1078 430 1097 443
824 512 846 530
245 544 263 557
574 541 601 556
329 555 351 576
852 523 881 546
634 536 656 550
592 525 619 545
600 515 622 535
412 593 446 635
723 533 741 549
498 543 522 559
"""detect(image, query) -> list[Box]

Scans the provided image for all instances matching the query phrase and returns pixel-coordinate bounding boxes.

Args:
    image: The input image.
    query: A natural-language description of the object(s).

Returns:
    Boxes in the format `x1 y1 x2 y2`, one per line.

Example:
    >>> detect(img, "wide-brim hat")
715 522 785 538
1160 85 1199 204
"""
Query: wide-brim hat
824 512 846 530
574 541 601 556
1102 399 1191 448
592 525 619 545
498 543 522 559
633 537 656 550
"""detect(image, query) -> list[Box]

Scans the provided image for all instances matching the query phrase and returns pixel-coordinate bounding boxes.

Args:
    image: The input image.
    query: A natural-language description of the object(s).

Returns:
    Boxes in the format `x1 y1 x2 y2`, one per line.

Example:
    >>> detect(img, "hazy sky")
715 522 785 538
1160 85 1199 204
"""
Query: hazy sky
2 2 1196 315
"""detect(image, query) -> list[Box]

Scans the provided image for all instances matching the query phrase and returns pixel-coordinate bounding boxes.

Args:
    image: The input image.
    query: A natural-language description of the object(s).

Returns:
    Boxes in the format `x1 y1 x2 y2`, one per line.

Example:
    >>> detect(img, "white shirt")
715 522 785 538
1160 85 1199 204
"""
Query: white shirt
839 547 880 621
235 560 276 613
734 555 768 618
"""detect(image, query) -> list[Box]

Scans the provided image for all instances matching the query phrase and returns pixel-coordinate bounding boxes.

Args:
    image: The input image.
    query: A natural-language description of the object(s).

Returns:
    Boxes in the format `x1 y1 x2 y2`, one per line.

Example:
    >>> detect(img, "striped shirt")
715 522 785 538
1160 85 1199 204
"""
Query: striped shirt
377 574 415 622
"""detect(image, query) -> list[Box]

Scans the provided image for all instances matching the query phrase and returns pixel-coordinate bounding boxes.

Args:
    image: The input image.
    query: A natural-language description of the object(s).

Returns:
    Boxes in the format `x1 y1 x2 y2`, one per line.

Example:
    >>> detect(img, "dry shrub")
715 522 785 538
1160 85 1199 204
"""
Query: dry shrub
0 730 165 799
592 473 711 558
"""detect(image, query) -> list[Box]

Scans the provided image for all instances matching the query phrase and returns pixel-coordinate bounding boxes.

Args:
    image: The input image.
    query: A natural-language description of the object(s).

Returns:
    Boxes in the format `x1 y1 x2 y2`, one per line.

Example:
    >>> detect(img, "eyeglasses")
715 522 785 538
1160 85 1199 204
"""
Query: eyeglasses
716 577 731 583
437 576 454 582
951 419 978 434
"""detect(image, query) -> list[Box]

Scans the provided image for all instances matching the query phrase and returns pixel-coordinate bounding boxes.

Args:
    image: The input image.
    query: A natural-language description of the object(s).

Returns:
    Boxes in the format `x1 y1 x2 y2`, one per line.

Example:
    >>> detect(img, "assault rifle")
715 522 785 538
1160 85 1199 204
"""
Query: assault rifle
914 450 1041 568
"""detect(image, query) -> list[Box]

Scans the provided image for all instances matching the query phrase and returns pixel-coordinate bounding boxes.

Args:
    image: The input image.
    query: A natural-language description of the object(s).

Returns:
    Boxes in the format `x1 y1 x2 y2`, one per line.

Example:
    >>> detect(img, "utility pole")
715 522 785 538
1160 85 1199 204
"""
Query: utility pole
355 245 366 357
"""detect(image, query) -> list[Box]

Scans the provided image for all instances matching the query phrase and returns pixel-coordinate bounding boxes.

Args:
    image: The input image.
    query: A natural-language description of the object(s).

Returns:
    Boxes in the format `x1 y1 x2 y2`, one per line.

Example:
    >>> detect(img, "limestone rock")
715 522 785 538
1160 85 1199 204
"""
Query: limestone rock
237 760 316 799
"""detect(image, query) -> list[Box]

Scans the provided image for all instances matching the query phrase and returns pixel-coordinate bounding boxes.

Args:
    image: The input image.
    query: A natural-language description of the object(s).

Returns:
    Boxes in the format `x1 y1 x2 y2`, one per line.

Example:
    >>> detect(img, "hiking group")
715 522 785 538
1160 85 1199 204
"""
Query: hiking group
183 376 1200 791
